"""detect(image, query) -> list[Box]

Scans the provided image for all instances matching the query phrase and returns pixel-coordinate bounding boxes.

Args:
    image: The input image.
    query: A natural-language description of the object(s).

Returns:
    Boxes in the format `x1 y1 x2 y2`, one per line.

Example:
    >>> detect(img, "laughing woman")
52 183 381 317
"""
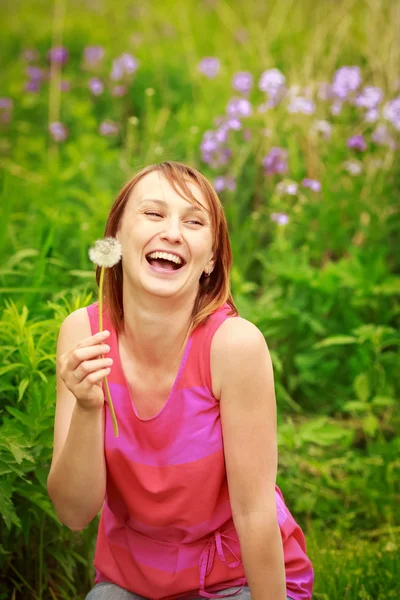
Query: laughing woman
47 161 314 600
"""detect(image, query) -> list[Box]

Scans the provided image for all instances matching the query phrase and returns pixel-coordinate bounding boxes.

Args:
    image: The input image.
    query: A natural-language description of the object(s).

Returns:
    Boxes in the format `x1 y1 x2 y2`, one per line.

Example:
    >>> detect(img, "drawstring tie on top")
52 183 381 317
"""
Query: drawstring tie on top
198 530 245 598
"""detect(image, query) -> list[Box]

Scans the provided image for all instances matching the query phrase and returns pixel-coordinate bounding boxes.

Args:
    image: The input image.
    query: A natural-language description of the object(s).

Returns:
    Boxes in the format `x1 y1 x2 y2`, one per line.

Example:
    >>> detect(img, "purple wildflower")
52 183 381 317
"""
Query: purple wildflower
83 45 105 68
271 212 289 226
214 175 236 192
48 46 69 65
111 53 138 81
0 98 13 110
99 121 119 136
226 117 241 130
198 57 220 78
49 122 68 142
276 181 298 195
371 124 396 148
331 100 343 116
287 96 315 115
25 80 41 93
302 178 321 192
318 82 334 101
232 71 253 94
60 80 71 92
263 147 289 176
200 130 220 155
89 77 104 96
26 66 45 81
311 119 332 140
355 86 383 109
226 97 252 118
259 68 286 94
112 85 127 97
383 97 400 130
343 160 362 175
347 134 367 151
332 66 362 100
0 98 13 125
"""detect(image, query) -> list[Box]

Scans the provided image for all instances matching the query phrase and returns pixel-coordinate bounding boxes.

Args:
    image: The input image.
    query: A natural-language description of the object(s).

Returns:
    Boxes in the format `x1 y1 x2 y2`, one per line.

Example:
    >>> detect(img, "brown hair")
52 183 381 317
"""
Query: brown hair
96 161 238 333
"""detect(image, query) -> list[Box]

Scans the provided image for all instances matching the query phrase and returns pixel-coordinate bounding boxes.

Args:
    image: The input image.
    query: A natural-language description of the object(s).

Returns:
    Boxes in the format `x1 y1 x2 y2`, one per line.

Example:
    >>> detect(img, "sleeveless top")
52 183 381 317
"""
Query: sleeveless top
87 302 314 600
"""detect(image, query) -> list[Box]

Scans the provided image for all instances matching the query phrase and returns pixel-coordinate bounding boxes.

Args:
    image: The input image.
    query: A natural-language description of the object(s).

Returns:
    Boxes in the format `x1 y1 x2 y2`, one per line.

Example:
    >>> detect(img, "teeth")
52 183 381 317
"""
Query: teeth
147 251 183 265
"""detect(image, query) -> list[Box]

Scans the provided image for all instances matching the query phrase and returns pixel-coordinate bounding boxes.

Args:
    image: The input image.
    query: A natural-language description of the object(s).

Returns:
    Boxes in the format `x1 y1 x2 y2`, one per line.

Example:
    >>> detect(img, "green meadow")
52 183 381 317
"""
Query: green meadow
0 0 399 598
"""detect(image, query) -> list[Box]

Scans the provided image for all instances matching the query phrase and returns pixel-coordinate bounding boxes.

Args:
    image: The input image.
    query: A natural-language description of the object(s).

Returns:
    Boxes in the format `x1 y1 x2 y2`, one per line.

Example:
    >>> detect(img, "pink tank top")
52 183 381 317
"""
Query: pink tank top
87 302 314 600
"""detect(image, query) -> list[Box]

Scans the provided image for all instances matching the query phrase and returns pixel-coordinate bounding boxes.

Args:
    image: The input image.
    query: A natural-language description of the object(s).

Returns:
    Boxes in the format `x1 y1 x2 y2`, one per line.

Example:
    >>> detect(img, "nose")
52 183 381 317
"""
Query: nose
160 217 183 244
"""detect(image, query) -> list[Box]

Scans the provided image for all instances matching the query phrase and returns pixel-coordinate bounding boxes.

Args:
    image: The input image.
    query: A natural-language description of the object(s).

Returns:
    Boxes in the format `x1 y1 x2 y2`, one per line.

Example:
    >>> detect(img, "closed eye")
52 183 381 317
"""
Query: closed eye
145 211 163 218
186 219 204 226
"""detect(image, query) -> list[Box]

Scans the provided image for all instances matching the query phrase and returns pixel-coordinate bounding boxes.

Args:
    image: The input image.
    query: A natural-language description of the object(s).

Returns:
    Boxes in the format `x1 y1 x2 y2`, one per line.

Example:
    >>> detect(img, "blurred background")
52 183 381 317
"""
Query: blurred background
0 0 399 598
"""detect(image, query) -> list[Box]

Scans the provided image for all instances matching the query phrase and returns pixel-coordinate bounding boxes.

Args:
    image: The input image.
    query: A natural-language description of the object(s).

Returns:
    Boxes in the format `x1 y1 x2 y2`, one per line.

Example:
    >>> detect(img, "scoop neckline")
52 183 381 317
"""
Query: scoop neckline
115 330 193 422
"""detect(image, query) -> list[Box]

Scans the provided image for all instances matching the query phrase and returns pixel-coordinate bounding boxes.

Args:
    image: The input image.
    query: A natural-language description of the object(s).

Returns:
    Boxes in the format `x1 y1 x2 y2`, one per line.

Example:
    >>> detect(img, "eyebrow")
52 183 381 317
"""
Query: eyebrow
138 198 206 213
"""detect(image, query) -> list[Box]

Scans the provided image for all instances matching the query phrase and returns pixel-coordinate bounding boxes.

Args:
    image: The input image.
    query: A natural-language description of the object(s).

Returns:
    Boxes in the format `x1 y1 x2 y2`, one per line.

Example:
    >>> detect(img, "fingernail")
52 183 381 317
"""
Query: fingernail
100 330 109 335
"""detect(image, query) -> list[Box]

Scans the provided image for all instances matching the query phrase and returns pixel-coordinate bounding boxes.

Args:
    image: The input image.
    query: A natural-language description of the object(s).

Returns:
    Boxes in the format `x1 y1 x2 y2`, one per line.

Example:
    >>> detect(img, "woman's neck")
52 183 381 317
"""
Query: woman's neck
120 289 195 369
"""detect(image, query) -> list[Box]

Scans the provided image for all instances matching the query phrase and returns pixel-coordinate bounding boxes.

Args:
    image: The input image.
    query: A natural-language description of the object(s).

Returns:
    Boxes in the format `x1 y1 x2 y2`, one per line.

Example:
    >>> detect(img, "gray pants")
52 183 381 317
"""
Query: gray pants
85 582 293 599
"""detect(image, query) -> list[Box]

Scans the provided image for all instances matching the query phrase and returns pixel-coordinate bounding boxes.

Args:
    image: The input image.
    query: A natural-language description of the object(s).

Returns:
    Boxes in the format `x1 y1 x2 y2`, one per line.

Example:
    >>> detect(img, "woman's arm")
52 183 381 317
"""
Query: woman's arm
47 308 110 531
211 318 287 600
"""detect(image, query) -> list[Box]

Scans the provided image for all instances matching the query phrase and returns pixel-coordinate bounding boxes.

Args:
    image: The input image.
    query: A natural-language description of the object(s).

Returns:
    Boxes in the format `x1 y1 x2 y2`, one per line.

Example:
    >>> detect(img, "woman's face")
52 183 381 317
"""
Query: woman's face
116 171 214 301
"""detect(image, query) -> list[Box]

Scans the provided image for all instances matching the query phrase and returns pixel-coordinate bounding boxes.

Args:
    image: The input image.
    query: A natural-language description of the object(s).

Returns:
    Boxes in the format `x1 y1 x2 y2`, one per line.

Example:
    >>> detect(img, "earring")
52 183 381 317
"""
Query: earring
204 267 213 277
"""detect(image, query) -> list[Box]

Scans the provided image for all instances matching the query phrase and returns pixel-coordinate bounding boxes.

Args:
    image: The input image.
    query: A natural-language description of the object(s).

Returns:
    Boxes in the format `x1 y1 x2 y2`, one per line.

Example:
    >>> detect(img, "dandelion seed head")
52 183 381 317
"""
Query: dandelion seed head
89 237 122 267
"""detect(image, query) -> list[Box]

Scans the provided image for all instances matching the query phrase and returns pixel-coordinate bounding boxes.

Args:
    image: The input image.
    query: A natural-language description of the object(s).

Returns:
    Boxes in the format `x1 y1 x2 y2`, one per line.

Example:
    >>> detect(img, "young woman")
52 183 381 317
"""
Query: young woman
47 161 314 600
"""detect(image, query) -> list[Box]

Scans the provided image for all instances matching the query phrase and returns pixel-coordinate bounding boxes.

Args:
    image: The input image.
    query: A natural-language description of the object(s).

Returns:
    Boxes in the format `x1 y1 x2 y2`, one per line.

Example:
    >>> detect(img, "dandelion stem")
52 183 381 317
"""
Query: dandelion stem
98 266 119 437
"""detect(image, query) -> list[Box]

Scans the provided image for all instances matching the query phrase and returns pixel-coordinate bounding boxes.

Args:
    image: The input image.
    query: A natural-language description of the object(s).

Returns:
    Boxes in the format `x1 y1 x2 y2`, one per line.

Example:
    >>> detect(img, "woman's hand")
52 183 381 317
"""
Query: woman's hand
58 330 112 411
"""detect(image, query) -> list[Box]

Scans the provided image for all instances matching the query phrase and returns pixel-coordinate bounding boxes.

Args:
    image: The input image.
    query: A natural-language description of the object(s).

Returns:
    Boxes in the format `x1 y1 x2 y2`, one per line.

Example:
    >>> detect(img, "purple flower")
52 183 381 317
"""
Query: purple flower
0 98 13 124
331 100 343 116
271 212 289 226
276 181 298 195
49 121 68 142
48 46 69 65
26 66 45 81
25 80 41 93
318 82 334 101
89 77 104 96
383 97 400 130
302 178 321 192
83 46 105 68
226 97 252 118
99 121 119 136
287 96 315 115
200 130 220 155
226 117 241 130
112 85 127 97
214 176 236 192
232 71 253 94
259 68 286 94
332 66 362 100
263 147 289 176
371 124 396 148
355 86 383 109
198 57 220 78
111 53 138 81
343 160 362 175
311 119 332 140
365 108 379 123
60 80 71 92
0 98 13 110
347 134 367 151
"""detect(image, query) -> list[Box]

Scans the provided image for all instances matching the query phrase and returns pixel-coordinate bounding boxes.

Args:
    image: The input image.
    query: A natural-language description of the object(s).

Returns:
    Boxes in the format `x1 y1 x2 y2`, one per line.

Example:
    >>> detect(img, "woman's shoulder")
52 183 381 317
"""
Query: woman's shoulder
210 315 270 398
58 304 94 342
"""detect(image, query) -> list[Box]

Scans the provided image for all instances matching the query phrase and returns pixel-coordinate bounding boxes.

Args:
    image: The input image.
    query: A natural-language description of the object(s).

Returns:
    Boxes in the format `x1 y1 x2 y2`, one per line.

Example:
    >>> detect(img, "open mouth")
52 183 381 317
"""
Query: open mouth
145 251 186 272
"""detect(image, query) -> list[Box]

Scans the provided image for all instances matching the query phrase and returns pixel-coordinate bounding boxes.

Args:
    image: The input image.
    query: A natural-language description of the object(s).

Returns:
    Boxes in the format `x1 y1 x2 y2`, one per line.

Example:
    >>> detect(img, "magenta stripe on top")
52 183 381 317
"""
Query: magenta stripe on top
86 302 314 600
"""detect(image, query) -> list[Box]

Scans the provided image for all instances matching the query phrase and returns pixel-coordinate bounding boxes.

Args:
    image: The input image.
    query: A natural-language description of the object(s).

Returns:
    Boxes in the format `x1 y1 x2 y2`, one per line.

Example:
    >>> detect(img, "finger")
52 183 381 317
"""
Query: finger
75 330 110 350
69 343 111 370
80 367 111 385
74 357 113 382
